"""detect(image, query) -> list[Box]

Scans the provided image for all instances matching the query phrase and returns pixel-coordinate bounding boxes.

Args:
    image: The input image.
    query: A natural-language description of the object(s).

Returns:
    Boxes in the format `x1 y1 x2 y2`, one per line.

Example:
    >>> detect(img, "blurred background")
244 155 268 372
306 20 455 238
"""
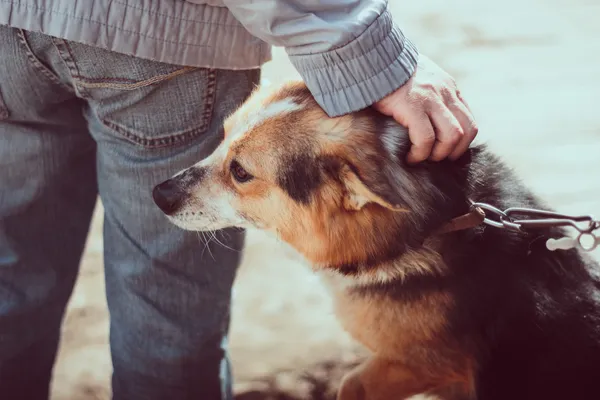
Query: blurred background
50 0 600 398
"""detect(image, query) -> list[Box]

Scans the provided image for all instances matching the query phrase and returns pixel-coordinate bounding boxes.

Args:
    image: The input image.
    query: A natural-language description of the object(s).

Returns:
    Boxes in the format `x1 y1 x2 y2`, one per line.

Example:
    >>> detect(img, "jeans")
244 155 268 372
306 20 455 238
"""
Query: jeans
0 26 260 400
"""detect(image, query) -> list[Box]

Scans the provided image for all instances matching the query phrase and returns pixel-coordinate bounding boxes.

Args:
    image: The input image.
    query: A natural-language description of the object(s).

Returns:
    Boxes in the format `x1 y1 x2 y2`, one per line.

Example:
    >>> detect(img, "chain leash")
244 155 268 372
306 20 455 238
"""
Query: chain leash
470 202 599 252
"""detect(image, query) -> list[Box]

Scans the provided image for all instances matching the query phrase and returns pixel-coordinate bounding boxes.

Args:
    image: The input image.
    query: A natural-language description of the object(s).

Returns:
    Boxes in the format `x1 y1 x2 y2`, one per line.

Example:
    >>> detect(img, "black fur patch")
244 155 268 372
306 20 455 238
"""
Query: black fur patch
176 166 207 189
277 153 323 204
329 238 414 277
337 262 361 276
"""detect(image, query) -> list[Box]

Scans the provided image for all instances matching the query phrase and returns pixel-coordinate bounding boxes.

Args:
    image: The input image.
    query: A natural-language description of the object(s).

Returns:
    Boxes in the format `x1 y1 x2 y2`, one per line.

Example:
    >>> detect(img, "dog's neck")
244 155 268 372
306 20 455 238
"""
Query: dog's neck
313 149 481 284
316 206 485 285
316 236 448 286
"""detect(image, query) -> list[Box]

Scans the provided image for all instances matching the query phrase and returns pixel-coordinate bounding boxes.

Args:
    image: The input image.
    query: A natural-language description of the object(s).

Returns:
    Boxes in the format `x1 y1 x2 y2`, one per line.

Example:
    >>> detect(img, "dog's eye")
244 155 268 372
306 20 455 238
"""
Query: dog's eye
230 160 254 183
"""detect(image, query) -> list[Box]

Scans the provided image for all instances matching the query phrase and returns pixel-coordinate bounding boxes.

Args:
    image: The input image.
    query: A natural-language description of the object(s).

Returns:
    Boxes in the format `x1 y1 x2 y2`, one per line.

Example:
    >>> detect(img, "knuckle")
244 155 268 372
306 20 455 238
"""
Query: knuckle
465 123 479 138
420 82 436 92
414 90 432 105
408 99 428 113
421 132 436 146
440 85 453 97
420 98 441 113
441 87 459 104
447 128 463 143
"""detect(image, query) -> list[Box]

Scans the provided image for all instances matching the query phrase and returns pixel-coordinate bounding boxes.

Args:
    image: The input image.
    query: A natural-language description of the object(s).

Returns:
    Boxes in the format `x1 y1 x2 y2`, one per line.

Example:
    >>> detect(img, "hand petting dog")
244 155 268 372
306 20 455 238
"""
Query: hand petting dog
374 54 478 164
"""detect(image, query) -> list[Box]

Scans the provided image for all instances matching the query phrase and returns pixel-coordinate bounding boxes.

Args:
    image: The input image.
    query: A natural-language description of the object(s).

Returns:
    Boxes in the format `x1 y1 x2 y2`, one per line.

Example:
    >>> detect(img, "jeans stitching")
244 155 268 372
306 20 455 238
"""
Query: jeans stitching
100 68 218 149
49 37 89 98
72 67 198 90
71 75 139 84
14 29 74 92
202 68 218 136
63 41 84 81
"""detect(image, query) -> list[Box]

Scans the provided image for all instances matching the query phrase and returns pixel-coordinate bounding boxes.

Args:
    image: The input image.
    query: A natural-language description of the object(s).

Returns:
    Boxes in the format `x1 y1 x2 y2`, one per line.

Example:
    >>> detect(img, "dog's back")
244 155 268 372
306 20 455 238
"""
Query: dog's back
392 145 600 399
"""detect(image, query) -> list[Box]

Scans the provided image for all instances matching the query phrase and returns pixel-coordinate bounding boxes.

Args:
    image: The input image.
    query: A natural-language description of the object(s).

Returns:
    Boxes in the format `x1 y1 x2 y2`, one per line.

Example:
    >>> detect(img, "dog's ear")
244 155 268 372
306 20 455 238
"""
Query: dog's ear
338 163 406 212
319 113 414 212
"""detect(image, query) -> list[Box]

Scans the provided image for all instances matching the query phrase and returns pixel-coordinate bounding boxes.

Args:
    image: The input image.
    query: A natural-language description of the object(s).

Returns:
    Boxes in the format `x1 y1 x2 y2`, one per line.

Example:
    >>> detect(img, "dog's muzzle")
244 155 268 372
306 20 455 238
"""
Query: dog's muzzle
152 179 188 215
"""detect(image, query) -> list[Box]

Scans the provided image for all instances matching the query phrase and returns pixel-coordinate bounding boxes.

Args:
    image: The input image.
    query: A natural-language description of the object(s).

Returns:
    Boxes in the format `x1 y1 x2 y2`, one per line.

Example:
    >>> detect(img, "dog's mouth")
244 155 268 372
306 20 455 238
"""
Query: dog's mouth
152 178 233 232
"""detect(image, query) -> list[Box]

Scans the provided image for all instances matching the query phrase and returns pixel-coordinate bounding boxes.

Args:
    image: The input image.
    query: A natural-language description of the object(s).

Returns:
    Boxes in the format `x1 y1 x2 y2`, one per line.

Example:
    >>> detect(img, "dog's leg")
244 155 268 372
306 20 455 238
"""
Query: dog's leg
337 356 472 400
337 356 431 400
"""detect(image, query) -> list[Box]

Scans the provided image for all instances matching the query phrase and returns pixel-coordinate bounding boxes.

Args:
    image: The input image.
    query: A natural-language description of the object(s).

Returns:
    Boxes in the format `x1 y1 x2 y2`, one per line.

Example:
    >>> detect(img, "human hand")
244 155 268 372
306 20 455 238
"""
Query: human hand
373 54 478 164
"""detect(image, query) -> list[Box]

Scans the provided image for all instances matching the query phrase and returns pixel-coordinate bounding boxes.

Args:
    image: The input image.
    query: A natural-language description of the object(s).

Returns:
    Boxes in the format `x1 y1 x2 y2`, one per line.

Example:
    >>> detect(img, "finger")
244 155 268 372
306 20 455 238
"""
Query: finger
404 113 436 164
456 90 473 113
428 103 464 161
448 99 478 160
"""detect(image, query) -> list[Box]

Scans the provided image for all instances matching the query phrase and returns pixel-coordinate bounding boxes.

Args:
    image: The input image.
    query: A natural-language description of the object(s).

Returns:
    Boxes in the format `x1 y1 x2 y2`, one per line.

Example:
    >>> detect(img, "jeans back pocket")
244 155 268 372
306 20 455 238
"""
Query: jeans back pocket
57 39 217 148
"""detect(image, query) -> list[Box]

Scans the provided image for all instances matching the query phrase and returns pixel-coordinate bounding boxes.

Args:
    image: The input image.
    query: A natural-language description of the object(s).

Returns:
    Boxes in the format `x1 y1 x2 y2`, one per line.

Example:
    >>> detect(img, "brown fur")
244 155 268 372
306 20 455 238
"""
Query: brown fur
185 82 473 399
219 84 430 274
153 80 600 400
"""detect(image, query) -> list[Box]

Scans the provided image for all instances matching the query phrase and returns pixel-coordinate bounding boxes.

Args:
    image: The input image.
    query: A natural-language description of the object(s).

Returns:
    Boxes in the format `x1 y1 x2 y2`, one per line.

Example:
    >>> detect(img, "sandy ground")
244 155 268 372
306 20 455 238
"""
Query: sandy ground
50 0 600 398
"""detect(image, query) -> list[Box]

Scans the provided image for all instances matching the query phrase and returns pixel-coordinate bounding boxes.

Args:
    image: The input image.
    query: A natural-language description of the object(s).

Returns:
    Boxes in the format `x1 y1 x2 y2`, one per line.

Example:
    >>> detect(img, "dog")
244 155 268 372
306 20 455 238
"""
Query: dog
152 81 600 400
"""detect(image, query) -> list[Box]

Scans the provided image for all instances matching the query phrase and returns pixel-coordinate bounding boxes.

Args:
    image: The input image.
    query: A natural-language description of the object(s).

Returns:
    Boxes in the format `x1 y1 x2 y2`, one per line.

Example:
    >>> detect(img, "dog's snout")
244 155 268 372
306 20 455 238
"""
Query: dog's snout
153 179 187 215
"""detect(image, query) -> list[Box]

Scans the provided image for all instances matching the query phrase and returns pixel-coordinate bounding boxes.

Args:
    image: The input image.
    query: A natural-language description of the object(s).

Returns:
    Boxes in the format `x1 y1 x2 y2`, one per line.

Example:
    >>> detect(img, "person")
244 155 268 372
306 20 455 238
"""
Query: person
0 1 478 399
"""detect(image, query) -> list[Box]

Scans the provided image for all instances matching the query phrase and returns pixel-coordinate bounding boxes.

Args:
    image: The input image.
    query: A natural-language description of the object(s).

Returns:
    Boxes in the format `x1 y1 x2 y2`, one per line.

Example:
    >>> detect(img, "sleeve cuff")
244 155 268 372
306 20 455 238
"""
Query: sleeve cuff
287 7 419 117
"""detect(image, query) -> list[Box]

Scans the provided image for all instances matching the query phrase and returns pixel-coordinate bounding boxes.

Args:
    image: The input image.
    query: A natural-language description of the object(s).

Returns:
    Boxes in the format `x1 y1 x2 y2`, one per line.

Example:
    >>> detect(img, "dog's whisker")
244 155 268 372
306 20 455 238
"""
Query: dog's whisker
197 231 215 261
210 230 239 253
204 231 216 261
196 231 206 257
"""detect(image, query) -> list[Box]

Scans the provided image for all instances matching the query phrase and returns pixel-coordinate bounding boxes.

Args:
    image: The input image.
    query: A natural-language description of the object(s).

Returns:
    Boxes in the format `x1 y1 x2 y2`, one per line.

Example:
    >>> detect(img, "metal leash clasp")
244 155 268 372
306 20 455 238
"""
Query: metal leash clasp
470 202 599 252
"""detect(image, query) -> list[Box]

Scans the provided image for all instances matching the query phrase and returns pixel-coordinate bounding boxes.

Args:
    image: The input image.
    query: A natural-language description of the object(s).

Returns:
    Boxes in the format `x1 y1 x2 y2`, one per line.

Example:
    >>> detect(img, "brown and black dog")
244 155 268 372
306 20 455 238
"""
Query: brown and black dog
152 81 600 400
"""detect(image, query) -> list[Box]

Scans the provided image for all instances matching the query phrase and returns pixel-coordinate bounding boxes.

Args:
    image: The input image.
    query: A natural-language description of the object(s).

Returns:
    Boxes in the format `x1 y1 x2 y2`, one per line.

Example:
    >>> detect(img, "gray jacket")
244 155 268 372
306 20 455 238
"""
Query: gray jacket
0 0 418 117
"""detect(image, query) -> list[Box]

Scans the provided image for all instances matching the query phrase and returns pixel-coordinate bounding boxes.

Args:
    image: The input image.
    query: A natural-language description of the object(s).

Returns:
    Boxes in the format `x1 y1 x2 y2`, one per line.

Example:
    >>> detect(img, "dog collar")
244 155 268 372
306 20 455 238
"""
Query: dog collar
433 206 486 235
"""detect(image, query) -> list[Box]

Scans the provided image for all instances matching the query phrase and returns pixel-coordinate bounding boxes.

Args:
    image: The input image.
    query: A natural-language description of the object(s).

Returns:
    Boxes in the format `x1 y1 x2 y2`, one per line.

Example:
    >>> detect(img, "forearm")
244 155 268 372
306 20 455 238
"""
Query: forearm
223 0 419 116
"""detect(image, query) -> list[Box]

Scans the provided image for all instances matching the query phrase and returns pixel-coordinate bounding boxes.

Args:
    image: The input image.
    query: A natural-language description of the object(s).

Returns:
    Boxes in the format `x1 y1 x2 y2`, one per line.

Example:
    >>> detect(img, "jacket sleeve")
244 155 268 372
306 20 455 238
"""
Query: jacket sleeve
222 0 419 117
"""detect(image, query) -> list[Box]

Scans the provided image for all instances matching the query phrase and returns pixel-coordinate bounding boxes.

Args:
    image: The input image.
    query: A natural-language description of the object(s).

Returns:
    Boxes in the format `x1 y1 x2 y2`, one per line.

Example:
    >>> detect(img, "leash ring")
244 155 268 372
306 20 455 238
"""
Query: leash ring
577 232 598 252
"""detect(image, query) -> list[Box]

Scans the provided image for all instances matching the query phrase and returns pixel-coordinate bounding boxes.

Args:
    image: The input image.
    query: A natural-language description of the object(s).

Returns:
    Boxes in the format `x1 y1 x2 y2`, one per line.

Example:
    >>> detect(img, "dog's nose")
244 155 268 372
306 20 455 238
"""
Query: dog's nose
152 179 187 215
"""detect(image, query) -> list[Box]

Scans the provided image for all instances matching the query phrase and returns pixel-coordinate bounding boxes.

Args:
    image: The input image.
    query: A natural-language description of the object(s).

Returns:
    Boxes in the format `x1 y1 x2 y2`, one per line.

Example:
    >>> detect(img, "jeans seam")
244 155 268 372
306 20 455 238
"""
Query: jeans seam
50 37 89 98
101 68 218 149
0 87 9 120
15 29 74 93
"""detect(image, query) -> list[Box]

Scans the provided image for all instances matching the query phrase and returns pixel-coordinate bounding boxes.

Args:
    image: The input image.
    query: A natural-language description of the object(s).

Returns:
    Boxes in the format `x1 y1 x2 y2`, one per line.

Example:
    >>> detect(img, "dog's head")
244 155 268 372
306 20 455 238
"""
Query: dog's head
153 82 468 272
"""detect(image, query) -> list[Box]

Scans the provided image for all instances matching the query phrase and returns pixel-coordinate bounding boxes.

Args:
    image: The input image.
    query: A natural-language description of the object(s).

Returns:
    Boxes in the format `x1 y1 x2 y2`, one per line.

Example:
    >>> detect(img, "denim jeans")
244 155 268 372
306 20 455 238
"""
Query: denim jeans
0 26 259 400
